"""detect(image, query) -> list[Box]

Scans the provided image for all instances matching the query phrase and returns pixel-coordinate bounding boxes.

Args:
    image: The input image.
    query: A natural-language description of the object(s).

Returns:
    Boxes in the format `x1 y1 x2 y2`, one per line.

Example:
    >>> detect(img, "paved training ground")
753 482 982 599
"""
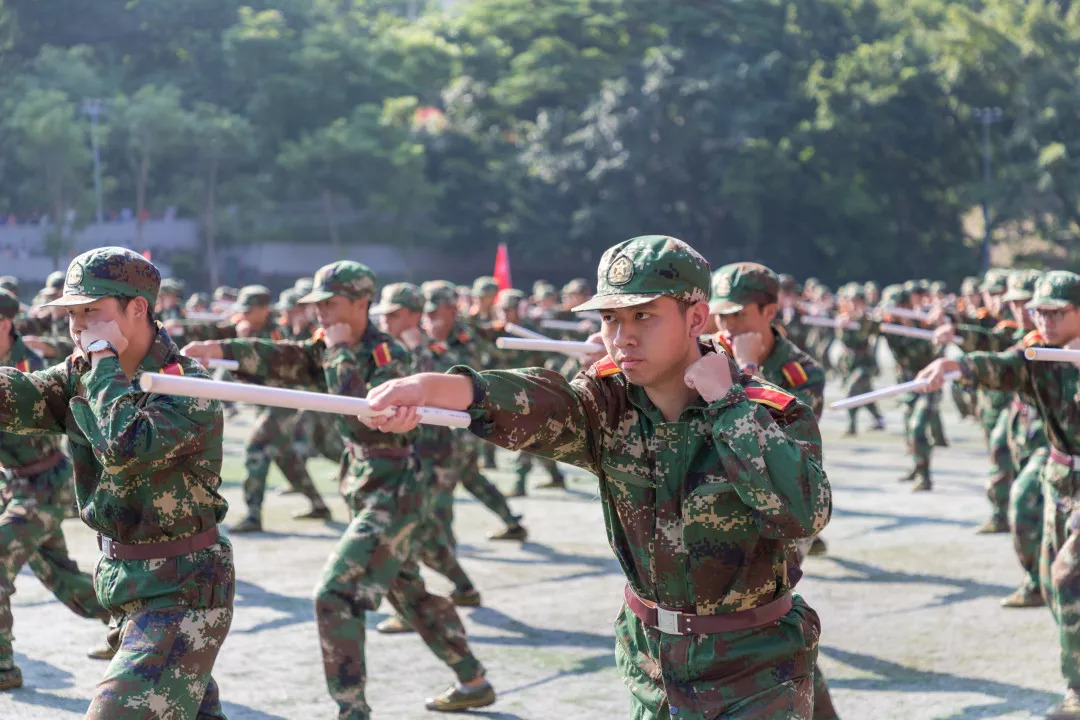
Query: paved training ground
0 378 1063 719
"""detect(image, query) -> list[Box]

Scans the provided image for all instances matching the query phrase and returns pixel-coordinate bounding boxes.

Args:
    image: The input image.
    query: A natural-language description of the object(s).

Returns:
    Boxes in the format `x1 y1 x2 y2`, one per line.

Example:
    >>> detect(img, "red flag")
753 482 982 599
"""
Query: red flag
493 242 512 291
141 250 152 260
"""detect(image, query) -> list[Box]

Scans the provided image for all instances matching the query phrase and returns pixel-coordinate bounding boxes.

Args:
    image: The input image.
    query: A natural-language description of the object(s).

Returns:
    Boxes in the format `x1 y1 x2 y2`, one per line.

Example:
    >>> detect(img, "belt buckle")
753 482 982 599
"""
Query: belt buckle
98 535 114 558
656 607 683 635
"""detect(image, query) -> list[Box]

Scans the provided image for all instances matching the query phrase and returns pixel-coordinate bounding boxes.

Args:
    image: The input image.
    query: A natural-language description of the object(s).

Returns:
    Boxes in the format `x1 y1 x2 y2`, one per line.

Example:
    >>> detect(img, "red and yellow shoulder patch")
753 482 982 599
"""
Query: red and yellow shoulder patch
312 328 326 343
1022 330 1044 347
746 385 796 412
976 308 990 320
161 362 184 376
373 342 393 367
492 320 506 332
712 333 733 356
781 361 809 388
593 356 622 377
429 341 447 355
995 319 1019 331
14 359 30 372
457 330 472 344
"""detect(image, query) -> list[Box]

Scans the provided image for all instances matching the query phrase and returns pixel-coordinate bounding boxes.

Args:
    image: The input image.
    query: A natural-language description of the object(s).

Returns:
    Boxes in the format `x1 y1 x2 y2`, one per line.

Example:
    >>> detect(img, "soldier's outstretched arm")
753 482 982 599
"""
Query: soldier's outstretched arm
0 361 69 435
185 337 326 390
918 349 1030 395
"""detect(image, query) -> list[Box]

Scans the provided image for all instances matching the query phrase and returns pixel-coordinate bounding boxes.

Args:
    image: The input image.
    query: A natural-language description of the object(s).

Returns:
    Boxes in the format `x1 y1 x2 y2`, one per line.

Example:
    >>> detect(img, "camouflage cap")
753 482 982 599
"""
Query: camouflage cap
562 278 591 296
160 278 185 295
929 280 946 294
864 281 879 292
534 283 559 300
1001 269 1041 303
981 268 1009 295
186 292 211 310
1027 271 1080 311
294 277 314 294
33 289 57 307
572 235 710 312
842 282 866 301
777 273 800 293
496 288 526 309
275 288 303 312
44 246 160 308
213 286 238 302
0 289 19 320
960 276 980 295
299 261 376 304
532 279 552 295
424 280 459 312
471 276 499 297
0 276 17 294
709 262 779 315
235 284 272 311
45 271 65 291
371 282 424 315
880 284 910 307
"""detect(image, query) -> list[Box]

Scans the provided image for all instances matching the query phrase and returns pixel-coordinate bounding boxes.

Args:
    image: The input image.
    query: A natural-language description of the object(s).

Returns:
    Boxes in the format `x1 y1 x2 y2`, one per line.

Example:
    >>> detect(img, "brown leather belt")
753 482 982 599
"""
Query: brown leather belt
624 585 794 635
0 452 65 480
344 441 412 460
1050 448 1080 469
98 527 220 561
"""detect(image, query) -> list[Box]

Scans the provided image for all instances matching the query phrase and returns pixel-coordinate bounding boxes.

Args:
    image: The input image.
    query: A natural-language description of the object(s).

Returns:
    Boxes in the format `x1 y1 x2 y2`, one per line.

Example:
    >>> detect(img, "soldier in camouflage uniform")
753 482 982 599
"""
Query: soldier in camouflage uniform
368 236 831 719
918 271 1080 719
186 292 211 314
0 289 114 690
156 278 185 322
709 261 838 719
777 274 811 351
422 281 528 540
468 277 501 469
942 269 1020 532
372 283 481 635
0 247 235 717
836 284 885 435
185 262 494 717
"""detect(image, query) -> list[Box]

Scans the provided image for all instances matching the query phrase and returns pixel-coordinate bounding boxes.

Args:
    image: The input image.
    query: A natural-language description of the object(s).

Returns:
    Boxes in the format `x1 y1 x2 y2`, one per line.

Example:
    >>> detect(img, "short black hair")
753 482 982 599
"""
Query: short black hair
113 295 156 326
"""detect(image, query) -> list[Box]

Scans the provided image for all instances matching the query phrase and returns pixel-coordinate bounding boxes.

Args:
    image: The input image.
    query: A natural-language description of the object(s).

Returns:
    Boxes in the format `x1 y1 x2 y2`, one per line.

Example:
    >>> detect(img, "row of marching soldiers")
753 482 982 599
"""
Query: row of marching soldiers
0 245 1077 719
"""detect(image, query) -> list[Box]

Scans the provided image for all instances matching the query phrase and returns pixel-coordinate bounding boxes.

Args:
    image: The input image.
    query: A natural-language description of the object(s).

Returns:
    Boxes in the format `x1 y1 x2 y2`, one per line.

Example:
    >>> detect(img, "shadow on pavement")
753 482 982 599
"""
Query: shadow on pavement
821 645 1059 719
220 700 292 719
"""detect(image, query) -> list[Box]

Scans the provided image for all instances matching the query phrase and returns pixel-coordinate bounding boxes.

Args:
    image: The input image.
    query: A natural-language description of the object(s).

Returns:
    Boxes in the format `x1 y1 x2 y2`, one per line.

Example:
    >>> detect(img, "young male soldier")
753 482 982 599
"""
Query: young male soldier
184 261 493 717
0 247 234 717
467 277 501 469
156 278 184 322
423 281 528 540
373 282 481 635
0 289 114 690
709 261 838 720
836 284 885 435
366 236 832 719
917 271 1080 719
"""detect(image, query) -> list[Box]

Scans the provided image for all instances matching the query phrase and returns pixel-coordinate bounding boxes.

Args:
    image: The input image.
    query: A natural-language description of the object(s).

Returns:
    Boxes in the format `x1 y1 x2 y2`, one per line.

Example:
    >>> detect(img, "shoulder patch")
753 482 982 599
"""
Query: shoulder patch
492 320 506 332
161 362 185 376
781 361 809 388
270 328 283 341
312 328 326 343
373 342 394 367
14 359 29 373
592 356 622 377
712 333 733 357
995 319 1019 331
976 308 990 320
746 385 796 412
1022 330 1045 347
457 330 472 344
429 341 447 355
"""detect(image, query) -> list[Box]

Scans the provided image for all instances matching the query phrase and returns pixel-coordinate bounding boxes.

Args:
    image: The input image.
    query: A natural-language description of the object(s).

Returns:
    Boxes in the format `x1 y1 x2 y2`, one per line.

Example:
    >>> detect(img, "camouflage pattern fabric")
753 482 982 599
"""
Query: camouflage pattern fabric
1013 448 1048 596
447 345 830 717
573 235 710 312
0 323 234 713
837 316 882 429
222 321 484 719
0 335 109 670
877 321 944 481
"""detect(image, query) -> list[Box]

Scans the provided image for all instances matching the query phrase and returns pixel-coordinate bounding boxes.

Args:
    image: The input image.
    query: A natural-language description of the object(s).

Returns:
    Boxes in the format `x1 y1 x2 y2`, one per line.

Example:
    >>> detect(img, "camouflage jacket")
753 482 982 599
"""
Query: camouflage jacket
0 335 72 506
16 313 75 358
221 322 415 506
0 324 227 544
449 346 831 614
954 320 1027 416
428 321 486 372
409 330 452 461
872 320 942 381
777 306 810 351
836 315 878 372
474 318 548 369
180 315 287 344
760 329 825 419
960 332 1080 456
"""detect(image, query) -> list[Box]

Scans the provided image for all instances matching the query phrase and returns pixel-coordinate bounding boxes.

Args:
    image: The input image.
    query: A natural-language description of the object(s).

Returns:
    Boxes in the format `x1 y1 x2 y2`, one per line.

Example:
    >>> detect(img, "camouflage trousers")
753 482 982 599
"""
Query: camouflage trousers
1039 460 1080 690
455 435 518 527
0 492 108 668
615 594 820 719
513 451 563 492
950 383 975 420
87 540 236 719
985 408 1015 525
294 409 346 464
243 406 327 517
901 391 940 481
413 458 476 594
314 463 484 720
844 366 881 430
1011 448 1047 594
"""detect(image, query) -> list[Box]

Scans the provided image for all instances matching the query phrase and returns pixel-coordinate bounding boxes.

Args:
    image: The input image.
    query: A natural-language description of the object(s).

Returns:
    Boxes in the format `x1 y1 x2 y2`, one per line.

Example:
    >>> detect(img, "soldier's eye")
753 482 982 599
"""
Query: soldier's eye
636 312 650 321
601 314 615 323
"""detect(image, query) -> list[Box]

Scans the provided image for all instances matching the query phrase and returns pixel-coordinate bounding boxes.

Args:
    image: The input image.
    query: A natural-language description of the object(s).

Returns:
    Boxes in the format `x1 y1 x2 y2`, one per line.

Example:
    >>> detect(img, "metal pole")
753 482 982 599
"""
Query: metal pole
973 107 1002 272
82 100 104 225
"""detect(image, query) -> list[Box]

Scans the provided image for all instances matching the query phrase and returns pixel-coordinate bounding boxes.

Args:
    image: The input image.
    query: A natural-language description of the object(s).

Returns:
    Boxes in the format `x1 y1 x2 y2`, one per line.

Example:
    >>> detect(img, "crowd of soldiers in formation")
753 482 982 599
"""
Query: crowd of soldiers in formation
0 237 1076 720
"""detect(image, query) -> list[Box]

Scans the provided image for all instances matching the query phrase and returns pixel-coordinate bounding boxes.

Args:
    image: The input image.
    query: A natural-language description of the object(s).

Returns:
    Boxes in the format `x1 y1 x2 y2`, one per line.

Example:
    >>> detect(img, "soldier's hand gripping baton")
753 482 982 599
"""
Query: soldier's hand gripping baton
1024 347 1080 363
139 374 472 428
495 337 604 356
830 371 962 410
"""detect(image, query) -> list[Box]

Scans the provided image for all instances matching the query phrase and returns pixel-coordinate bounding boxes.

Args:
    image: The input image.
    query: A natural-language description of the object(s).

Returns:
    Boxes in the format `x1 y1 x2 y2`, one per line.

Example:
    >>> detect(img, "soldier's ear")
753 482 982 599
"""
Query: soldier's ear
687 301 710 338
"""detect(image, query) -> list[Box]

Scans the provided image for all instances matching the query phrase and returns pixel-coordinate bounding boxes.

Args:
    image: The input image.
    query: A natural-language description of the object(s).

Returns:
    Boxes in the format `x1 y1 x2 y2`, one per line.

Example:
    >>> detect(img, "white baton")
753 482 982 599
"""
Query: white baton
495 337 603 356
1024 347 1080 363
830 371 962 410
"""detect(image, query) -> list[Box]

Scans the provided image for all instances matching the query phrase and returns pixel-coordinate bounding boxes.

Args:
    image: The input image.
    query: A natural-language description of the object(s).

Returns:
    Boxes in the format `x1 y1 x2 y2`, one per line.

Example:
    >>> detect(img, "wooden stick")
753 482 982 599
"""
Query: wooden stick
139 374 472 429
